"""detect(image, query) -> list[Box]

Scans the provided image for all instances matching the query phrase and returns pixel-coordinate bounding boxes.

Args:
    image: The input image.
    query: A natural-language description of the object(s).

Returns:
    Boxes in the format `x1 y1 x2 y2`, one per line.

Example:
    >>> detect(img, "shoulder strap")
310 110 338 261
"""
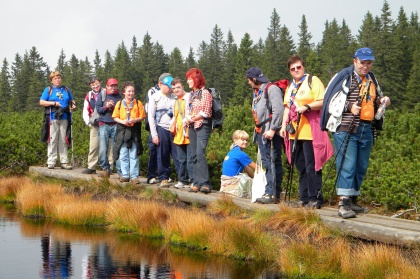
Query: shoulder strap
48 86 52 96
101 88 106 102
307 75 313 90
176 99 185 119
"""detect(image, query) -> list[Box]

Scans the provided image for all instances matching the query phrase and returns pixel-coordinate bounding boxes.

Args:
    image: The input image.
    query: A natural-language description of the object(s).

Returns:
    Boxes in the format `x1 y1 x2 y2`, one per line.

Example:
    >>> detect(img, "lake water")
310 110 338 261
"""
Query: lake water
0 206 282 279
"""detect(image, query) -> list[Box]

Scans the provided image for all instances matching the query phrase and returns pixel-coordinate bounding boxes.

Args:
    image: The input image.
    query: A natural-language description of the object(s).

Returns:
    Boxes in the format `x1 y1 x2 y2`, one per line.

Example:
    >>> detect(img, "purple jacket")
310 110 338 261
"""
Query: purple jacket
285 110 334 171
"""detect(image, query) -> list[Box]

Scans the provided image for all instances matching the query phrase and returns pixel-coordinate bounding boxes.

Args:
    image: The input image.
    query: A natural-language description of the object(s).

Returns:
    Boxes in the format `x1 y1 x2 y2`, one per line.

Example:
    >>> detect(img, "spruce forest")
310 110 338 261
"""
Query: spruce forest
0 2 419 214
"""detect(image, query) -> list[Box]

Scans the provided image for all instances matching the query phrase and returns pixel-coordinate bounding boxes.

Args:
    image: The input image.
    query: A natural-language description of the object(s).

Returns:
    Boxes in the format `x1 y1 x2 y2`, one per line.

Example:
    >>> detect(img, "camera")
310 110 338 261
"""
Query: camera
286 123 295 134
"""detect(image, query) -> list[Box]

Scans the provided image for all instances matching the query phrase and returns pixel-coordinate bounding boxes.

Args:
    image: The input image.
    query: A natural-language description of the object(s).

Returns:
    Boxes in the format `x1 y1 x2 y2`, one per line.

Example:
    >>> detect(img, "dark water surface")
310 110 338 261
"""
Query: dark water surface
0 206 282 279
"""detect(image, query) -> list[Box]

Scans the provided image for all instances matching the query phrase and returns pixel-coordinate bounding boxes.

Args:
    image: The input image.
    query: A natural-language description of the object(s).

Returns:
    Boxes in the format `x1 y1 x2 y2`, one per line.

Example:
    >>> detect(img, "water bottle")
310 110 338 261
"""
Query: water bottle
375 97 388 120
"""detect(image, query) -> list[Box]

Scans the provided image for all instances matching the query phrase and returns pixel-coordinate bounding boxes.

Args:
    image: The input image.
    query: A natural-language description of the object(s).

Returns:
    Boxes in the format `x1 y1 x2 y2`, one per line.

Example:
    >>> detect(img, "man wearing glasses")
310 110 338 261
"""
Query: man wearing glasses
321 48 391 219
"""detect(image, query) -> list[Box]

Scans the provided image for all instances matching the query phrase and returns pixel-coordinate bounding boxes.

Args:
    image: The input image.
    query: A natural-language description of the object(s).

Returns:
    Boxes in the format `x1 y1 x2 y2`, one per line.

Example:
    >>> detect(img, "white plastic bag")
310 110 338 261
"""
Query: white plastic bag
251 147 266 202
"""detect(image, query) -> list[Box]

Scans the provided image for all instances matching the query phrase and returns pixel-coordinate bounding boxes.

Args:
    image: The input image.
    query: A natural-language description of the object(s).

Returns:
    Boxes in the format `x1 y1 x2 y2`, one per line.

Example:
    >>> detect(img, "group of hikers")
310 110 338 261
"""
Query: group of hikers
40 47 390 219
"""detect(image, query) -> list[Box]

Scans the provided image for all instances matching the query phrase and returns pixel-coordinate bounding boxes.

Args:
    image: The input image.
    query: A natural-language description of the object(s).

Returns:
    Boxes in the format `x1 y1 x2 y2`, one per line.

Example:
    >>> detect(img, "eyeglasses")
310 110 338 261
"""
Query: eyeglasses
290 65 302 71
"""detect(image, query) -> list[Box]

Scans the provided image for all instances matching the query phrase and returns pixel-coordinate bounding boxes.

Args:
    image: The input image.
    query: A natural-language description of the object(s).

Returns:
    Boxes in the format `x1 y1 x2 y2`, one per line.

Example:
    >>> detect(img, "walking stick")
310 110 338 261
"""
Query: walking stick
285 113 301 203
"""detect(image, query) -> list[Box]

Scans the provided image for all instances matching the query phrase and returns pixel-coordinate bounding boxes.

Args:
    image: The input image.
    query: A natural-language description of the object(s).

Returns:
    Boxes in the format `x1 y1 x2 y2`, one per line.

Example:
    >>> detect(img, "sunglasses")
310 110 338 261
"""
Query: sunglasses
290 65 302 71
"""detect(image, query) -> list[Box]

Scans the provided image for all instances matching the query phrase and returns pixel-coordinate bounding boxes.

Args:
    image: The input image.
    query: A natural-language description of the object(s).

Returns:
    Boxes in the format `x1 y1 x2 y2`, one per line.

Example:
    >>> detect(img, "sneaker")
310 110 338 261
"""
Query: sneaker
160 180 169 188
119 177 130 183
200 185 211 194
98 169 111 178
174 182 189 189
47 164 54 169
147 178 157 184
256 194 275 204
168 178 173 183
61 163 72 170
338 198 357 219
130 178 141 185
82 168 96 174
350 196 370 214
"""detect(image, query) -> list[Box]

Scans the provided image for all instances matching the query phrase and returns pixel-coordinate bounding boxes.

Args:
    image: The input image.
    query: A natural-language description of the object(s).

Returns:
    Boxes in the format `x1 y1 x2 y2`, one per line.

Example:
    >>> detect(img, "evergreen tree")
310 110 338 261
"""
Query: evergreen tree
207 25 225 88
405 47 420 108
232 33 257 106
253 38 265 70
0 59 11 111
277 25 295 80
111 41 133 84
103 50 114 82
130 36 142 93
138 32 155 95
56 49 66 73
297 15 314 61
263 9 283 80
221 30 237 101
93 50 104 82
185 47 196 70
357 11 379 48
153 42 169 79
196 40 210 77
26 47 48 111
168 47 186 81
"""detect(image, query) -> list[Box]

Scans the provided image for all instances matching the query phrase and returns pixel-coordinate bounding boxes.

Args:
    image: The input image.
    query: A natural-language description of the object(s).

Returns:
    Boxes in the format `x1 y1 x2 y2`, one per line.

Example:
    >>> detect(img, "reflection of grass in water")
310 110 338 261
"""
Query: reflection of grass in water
2 176 420 278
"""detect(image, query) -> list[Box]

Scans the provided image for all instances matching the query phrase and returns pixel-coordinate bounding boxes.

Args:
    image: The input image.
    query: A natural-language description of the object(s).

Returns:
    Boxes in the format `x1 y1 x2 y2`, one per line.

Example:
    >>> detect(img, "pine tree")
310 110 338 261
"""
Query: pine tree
93 50 104 81
232 33 257 106
297 15 314 61
138 32 154 95
221 30 237 101
168 47 186 80
263 9 282 80
103 50 114 82
196 40 210 78
277 25 295 80
207 25 225 88
111 41 133 84
405 47 420 108
185 47 196 70
0 59 11 111
56 49 66 73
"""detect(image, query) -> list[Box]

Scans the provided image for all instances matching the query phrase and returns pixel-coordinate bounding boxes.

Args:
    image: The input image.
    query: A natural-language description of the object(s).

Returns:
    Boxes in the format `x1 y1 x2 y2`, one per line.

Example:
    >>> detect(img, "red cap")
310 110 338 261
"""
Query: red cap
106 78 118 86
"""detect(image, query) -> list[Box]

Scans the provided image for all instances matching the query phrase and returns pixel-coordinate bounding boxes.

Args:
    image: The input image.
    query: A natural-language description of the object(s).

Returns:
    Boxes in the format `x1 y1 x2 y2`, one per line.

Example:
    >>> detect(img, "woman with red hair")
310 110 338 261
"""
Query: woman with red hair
185 68 213 193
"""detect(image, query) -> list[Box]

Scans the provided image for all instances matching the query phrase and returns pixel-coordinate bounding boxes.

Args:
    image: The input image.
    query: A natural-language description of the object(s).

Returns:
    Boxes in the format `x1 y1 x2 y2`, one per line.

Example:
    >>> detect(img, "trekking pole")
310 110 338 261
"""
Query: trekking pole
70 111 74 166
285 113 301 203
270 140 277 204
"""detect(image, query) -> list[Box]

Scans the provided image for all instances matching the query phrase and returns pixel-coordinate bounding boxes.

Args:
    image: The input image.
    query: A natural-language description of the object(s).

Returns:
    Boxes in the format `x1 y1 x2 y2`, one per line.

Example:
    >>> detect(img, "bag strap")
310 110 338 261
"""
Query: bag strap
176 99 185 119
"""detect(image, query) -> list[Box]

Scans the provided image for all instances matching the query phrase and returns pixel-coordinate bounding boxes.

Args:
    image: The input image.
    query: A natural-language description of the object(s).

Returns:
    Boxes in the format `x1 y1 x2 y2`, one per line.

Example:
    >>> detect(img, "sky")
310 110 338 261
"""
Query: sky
1 0 418 69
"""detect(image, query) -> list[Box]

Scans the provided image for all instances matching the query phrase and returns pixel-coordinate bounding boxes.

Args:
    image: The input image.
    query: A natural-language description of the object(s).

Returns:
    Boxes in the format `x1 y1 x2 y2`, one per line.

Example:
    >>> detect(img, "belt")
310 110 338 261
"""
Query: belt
360 120 372 125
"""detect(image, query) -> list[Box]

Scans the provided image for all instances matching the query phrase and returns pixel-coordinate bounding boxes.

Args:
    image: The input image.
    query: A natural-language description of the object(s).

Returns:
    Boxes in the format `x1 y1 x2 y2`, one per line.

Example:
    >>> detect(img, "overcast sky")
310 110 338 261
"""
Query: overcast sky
1 0 418 68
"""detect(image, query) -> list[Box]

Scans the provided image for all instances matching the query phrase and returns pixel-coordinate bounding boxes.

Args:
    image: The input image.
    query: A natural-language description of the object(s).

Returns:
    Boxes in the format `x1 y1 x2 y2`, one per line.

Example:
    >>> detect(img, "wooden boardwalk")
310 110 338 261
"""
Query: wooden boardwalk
29 166 420 247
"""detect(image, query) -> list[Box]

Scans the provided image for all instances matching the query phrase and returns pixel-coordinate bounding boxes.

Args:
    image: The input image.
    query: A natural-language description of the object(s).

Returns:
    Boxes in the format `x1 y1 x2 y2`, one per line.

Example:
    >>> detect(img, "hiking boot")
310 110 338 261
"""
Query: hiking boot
256 194 275 204
160 180 169 188
98 169 111 178
130 178 141 185
350 196 370 214
200 185 211 194
47 164 54 169
61 163 72 170
305 200 323 210
147 177 157 184
119 177 130 183
338 198 357 219
82 168 96 174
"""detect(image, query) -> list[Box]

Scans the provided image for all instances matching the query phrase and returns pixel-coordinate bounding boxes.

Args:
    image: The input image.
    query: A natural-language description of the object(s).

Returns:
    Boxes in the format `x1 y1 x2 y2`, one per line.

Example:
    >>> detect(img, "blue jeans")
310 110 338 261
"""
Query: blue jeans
292 140 322 202
176 144 193 184
189 121 211 188
147 134 157 180
333 122 373 196
119 142 139 179
98 124 117 172
256 133 283 199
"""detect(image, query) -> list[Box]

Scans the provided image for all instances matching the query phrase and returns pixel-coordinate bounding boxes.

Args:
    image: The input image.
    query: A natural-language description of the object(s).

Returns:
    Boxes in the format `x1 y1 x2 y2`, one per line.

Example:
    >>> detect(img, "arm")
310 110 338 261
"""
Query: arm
82 93 90 125
280 106 290 138
264 85 284 139
244 162 256 178
198 89 212 119
148 95 159 143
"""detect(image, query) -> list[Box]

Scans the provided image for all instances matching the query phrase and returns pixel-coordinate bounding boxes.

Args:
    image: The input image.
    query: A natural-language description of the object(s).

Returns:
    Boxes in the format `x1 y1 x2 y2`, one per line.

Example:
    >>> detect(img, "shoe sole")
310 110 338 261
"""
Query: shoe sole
338 212 357 219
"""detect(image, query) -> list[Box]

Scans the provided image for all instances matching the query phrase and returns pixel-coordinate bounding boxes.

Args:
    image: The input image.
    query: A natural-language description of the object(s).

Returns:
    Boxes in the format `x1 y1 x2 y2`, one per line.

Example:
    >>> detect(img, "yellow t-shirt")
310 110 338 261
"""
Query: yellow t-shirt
112 99 146 126
284 75 325 140
173 95 190 145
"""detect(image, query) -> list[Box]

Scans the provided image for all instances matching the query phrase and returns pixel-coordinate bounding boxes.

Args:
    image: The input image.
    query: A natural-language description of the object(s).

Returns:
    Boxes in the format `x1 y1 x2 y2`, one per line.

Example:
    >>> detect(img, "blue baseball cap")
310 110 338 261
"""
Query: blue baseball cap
161 76 173 89
354 48 375 61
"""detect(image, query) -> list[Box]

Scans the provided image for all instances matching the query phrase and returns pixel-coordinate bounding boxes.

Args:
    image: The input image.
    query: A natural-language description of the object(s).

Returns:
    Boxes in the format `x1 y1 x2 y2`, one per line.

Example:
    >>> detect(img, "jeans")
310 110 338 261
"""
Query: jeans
176 144 193 184
256 133 283 199
333 122 373 196
292 140 322 202
147 134 157 180
119 142 139 179
98 124 117 172
189 122 211 188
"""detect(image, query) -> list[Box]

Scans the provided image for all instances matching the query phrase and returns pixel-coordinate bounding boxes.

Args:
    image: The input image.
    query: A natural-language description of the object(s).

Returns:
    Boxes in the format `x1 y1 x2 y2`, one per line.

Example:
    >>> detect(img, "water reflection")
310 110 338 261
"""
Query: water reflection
0 206 282 278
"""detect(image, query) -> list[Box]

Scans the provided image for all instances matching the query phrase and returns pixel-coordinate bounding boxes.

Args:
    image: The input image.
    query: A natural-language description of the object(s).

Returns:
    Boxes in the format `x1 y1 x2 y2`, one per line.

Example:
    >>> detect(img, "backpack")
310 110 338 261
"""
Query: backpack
145 85 159 132
198 88 223 130
88 88 106 126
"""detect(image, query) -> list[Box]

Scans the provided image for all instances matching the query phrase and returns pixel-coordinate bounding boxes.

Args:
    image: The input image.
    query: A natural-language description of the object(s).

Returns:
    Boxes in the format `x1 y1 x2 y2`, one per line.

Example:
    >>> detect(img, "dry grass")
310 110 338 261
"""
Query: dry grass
106 198 168 237
0 176 30 202
48 194 108 225
15 180 64 217
206 194 249 217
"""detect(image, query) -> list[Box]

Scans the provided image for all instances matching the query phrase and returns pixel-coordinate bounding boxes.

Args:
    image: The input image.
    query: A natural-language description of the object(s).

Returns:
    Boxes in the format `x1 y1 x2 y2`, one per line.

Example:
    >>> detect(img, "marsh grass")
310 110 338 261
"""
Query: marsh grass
0 176 32 203
3 176 420 278
107 199 168 237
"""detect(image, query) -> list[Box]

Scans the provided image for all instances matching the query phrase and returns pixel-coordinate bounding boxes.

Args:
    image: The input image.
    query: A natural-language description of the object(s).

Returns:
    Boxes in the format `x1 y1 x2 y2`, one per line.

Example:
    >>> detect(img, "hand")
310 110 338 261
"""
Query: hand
152 136 159 145
279 126 286 138
263 129 275 140
296 105 309 114
351 103 361 115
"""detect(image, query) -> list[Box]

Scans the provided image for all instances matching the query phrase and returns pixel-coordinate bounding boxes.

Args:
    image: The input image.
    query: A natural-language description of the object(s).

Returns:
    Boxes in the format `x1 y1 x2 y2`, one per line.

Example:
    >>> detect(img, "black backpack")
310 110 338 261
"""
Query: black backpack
198 88 223 130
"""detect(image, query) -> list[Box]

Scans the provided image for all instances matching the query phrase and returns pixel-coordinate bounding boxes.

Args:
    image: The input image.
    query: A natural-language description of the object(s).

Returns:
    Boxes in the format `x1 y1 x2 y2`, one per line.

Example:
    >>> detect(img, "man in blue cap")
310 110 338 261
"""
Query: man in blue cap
321 48 391 219
148 73 179 187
